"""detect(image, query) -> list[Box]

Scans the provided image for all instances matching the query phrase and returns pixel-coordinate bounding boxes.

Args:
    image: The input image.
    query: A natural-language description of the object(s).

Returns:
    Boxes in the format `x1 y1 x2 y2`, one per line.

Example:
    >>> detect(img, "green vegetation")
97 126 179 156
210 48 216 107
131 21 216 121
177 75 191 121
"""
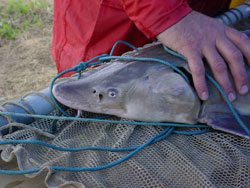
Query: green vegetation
0 0 52 40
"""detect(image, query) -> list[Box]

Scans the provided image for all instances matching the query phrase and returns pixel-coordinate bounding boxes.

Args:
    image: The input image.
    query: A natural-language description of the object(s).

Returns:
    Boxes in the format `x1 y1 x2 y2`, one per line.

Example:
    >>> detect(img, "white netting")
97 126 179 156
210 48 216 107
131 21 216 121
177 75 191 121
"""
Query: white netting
0 108 249 188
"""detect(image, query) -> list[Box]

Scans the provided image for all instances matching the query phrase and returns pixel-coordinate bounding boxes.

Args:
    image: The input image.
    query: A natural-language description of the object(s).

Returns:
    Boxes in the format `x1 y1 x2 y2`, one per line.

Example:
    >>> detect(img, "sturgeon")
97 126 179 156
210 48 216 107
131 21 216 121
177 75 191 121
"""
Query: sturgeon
53 43 250 138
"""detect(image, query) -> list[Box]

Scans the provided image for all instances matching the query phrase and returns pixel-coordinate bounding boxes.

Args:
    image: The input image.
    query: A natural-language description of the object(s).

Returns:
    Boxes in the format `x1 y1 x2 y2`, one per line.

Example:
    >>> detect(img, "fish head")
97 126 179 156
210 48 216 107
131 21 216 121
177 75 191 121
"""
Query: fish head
52 61 150 116
53 59 200 123
53 43 201 123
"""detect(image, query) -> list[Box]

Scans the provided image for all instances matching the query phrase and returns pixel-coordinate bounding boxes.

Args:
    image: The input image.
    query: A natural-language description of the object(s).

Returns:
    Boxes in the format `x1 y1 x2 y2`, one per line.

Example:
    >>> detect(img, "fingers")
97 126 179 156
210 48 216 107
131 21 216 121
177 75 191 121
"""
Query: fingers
225 27 250 66
181 33 249 102
216 37 249 95
185 50 208 100
203 46 236 101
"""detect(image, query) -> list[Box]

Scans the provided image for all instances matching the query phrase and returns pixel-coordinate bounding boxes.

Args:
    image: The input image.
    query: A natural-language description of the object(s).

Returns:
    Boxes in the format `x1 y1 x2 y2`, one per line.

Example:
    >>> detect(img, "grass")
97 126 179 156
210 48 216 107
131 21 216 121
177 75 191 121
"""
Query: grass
0 0 53 40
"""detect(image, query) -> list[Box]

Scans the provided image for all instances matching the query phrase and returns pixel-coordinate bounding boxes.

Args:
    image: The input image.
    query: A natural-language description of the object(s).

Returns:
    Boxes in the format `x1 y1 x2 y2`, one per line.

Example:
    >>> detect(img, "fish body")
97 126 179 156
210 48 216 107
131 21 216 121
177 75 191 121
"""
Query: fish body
53 43 250 138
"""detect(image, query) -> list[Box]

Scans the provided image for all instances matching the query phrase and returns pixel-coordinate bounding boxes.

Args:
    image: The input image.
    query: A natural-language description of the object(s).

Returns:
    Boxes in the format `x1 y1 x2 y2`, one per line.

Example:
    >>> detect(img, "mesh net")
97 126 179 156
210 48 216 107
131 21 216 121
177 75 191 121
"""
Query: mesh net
0 107 249 188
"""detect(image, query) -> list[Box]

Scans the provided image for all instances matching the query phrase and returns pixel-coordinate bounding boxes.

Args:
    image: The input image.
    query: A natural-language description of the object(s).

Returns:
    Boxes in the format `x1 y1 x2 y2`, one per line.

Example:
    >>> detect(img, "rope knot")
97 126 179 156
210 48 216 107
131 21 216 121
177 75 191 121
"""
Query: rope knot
73 62 89 73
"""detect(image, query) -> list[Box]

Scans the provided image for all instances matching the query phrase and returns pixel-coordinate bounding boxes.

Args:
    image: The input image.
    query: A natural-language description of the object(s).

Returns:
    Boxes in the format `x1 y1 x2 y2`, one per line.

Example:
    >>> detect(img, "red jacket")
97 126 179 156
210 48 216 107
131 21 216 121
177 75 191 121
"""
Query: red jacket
52 0 231 76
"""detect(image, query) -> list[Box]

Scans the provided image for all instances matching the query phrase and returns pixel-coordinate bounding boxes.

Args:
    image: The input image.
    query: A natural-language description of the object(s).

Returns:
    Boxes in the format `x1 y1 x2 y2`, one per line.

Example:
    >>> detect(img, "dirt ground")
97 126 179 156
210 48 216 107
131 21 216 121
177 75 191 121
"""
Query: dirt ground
0 0 55 100
0 25 56 100
0 10 249 100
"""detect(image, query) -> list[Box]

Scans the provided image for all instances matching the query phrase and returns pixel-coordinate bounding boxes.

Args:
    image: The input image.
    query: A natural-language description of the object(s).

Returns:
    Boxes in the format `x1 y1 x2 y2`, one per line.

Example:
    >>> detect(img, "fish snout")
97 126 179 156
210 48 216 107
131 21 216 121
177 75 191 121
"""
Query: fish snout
92 88 105 102
92 88 119 103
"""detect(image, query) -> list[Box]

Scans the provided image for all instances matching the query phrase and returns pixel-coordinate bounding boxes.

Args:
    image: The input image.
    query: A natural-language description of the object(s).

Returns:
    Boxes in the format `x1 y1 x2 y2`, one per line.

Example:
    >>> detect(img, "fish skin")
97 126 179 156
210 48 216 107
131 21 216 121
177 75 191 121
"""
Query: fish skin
53 42 250 138
53 43 200 124
198 65 250 138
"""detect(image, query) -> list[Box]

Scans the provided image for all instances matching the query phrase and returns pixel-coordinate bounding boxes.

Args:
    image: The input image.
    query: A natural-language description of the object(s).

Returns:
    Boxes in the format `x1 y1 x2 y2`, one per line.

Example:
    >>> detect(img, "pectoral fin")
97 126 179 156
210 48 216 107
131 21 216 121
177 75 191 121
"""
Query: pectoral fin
201 113 250 139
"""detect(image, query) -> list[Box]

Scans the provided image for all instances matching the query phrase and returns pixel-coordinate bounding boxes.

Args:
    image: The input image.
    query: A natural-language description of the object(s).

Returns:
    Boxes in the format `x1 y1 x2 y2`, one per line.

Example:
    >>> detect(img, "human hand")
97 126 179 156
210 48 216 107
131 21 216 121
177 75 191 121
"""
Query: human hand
157 11 250 101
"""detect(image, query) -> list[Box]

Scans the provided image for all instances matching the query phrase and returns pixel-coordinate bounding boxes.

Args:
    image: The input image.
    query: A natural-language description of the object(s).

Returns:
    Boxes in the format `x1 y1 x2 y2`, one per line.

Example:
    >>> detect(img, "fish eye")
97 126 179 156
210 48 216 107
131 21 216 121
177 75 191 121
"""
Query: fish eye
108 89 118 98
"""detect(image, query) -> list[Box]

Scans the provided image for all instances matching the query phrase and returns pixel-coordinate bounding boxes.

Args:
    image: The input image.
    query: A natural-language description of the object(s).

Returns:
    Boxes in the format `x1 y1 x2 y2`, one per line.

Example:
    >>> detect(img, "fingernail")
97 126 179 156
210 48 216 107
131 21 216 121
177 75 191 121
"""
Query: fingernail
201 92 208 100
228 92 236 102
240 85 249 94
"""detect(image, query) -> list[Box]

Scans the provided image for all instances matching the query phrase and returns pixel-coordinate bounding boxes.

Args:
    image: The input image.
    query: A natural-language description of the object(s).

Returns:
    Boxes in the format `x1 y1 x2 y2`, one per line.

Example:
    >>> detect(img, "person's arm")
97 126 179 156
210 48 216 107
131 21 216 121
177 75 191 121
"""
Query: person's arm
119 0 192 39
120 0 250 101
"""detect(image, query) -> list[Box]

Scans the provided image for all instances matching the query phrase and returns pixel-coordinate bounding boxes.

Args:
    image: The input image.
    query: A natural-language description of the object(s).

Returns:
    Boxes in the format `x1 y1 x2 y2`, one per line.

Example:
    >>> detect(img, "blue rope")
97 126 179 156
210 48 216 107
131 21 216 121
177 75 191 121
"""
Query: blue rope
0 41 248 175
0 111 209 128
0 128 176 152
49 54 109 117
162 45 250 136
99 56 190 83
173 129 213 135
0 169 41 175
49 54 190 118
110 40 139 56
52 127 174 172
0 128 173 174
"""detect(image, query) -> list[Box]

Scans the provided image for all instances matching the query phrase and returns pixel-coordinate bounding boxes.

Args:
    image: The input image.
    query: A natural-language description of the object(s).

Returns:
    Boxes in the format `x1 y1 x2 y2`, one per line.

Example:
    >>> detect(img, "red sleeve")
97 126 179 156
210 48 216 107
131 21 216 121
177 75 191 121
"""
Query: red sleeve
119 0 192 39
